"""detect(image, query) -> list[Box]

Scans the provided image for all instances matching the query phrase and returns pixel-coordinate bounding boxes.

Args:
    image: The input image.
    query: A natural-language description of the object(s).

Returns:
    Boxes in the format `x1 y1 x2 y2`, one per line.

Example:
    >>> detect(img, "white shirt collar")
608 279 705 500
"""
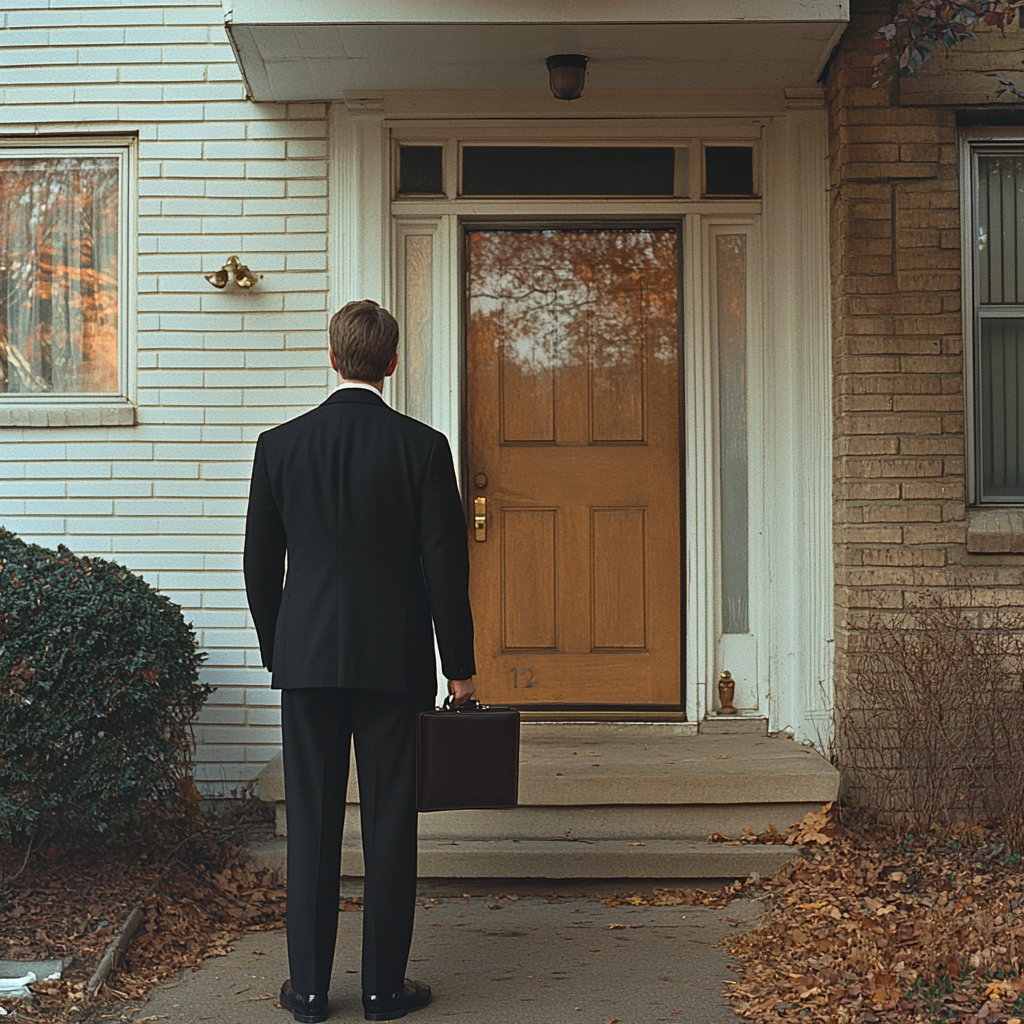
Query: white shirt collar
333 381 383 397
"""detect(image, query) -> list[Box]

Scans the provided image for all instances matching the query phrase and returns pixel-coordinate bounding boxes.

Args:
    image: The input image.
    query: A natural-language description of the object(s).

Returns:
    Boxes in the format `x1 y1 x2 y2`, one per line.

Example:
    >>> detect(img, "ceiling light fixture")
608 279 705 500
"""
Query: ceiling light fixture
546 54 588 101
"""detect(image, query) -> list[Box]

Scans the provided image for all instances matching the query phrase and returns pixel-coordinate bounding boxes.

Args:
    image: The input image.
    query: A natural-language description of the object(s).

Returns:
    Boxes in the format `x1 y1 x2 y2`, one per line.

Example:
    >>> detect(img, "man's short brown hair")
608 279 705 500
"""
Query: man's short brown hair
329 300 400 383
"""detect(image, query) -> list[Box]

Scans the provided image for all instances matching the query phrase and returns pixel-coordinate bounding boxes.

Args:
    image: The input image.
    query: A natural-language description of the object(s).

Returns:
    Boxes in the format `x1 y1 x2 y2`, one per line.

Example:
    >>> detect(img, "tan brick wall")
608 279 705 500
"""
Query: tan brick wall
825 2 1024 694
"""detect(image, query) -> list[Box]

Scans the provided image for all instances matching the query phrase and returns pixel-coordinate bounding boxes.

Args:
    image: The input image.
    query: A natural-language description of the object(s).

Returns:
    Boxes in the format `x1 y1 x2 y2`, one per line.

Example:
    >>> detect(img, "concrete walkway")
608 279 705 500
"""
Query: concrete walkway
142 885 763 1024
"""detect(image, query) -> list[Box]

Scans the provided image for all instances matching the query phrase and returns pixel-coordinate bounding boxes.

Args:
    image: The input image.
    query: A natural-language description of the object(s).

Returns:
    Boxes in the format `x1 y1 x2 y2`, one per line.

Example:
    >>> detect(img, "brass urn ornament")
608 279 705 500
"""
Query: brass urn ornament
717 670 738 715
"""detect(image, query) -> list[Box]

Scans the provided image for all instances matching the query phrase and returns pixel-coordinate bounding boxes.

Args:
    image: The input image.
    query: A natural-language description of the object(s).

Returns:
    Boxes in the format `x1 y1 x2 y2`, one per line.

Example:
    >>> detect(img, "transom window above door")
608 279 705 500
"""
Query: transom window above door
393 139 760 200
0 142 131 401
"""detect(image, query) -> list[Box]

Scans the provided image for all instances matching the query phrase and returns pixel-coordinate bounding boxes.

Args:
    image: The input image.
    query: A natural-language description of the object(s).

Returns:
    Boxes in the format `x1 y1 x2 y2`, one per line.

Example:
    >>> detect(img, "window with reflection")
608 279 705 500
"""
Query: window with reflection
716 233 749 634
973 148 1024 501
402 233 433 422
0 151 122 396
466 228 679 448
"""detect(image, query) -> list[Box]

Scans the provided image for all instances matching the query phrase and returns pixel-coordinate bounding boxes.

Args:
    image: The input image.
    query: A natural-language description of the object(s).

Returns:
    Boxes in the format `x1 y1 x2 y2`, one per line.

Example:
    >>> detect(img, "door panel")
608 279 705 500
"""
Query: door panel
502 508 558 650
591 507 647 650
501 352 554 442
466 228 681 706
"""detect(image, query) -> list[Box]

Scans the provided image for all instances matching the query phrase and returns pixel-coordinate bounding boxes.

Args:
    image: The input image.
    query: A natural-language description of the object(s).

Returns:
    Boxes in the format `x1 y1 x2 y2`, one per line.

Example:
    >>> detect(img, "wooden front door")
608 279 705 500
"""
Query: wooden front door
466 228 682 706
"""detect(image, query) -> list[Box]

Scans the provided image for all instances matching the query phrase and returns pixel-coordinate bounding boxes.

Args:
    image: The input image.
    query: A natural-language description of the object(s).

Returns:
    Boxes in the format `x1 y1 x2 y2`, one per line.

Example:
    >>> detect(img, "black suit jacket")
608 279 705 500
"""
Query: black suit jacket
243 388 476 695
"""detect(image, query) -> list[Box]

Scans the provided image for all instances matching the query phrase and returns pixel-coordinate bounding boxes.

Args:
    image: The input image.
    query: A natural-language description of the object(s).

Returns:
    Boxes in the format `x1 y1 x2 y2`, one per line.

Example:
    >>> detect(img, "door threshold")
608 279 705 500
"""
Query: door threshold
518 710 688 723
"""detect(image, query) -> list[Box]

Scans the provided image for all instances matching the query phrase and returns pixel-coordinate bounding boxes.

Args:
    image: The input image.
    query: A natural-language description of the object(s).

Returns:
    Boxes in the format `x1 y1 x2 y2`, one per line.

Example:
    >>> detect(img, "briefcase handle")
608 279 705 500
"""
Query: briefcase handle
441 697 482 712
439 697 516 713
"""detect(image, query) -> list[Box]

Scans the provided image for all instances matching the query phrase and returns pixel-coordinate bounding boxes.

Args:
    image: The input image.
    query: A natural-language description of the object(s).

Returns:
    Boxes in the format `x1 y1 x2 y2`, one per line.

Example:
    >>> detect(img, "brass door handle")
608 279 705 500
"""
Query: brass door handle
473 496 487 542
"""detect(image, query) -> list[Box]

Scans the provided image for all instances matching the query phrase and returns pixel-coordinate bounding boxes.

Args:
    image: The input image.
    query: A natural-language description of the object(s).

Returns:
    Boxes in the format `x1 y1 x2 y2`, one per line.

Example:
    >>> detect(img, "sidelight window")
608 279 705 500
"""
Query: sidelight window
715 232 750 633
400 231 434 423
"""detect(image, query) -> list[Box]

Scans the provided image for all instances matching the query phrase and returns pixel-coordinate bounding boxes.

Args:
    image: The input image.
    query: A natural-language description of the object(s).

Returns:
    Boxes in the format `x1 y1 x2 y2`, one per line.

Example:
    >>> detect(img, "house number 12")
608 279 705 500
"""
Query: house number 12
508 667 538 689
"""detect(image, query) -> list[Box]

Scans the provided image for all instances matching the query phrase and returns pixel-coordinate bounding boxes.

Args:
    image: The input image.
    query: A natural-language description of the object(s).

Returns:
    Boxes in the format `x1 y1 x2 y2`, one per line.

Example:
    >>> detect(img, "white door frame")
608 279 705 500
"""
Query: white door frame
329 102 833 743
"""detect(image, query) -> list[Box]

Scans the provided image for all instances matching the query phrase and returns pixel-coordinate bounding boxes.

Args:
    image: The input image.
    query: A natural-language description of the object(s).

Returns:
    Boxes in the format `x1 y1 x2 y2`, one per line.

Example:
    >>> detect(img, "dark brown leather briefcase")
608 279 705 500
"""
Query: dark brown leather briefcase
416 699 521 812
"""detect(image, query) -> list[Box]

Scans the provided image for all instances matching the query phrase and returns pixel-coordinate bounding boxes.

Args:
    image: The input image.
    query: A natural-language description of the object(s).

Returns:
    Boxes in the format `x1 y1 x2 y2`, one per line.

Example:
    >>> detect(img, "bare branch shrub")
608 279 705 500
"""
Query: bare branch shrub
837 593 1024 845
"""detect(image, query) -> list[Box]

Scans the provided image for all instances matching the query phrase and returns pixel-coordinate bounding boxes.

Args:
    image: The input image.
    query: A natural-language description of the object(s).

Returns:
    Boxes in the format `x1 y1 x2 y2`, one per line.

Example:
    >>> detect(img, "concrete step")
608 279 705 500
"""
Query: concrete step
261 800 826 845
404 802 823 841
698 716 768 736
251 726 838 879
522 721 697 738
244 836 801 880
257 731 836 808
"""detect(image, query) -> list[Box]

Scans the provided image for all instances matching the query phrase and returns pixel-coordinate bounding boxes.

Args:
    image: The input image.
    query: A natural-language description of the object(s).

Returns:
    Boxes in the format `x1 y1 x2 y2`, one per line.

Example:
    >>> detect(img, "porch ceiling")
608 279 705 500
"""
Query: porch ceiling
222 0 849 102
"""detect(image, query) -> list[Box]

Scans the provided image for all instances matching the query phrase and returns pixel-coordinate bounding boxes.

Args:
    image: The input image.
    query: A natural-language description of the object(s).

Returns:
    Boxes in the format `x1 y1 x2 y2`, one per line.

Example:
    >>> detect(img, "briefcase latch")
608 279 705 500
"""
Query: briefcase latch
473 496 487 542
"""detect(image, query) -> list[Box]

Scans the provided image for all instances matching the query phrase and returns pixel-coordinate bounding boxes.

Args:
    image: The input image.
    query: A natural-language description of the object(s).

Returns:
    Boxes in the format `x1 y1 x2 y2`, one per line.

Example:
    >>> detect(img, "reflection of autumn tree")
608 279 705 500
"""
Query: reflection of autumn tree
0 158 119 394
467 230 679 374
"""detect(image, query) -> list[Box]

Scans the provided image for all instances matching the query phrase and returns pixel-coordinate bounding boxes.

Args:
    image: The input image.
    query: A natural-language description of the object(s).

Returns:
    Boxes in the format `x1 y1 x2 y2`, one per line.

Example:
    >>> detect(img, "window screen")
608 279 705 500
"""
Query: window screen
461 147 675 196
974 151 1024 501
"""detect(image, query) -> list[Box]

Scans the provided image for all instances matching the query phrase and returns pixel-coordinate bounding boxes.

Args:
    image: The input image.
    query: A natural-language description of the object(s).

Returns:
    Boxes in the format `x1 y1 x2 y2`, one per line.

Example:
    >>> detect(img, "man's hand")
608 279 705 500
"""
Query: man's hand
447 677 475 707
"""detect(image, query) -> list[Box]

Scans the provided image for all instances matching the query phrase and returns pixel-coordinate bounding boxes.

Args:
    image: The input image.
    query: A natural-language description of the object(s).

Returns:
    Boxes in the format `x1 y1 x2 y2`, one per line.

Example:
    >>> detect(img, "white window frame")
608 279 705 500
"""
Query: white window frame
707 217 765 715
961 128 1024 505
0 136 136 425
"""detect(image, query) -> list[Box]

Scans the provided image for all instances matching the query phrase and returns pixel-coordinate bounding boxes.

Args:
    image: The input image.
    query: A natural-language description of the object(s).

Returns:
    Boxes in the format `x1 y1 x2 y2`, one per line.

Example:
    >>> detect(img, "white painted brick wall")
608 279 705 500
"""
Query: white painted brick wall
0 0 333 794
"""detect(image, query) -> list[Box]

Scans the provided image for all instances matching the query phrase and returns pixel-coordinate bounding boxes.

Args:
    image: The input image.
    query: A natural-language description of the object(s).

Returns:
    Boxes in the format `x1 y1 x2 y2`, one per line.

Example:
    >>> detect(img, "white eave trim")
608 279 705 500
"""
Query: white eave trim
223 1 849 101
225 0 848 25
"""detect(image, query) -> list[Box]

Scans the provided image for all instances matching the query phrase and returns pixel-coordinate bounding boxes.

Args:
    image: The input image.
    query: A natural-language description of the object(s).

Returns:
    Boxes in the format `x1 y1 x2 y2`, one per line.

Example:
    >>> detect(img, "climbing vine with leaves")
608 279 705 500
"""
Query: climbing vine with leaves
873 0 1022 89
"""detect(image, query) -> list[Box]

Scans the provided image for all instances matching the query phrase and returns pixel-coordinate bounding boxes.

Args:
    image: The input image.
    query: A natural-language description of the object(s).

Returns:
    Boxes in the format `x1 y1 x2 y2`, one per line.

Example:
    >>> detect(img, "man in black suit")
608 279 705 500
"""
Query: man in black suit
244 300 476 1023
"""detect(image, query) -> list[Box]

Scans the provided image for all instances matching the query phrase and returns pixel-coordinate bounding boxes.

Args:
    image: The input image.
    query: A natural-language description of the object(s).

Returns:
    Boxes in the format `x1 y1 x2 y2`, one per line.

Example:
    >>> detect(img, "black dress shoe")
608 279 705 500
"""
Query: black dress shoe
279 979 329 1023
362 979 432 1021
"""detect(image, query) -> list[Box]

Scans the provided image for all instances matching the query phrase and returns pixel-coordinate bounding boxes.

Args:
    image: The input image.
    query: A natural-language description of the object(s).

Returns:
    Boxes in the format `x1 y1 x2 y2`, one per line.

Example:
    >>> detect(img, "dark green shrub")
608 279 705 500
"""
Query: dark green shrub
0 528 210 842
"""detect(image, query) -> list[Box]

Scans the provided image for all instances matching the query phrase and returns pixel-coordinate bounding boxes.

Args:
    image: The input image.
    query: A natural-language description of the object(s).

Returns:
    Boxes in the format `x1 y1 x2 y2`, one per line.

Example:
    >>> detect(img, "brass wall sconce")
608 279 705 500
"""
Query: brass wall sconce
205 255 259 289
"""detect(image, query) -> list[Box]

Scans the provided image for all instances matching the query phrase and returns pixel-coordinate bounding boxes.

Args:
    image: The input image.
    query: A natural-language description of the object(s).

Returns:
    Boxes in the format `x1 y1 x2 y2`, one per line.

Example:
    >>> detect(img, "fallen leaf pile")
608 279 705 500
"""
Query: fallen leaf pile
602 884 744 909
0 825 299 1022
709 803 841 848
725 814 1024 1023
597 808 1024 1023
109 854 289 1000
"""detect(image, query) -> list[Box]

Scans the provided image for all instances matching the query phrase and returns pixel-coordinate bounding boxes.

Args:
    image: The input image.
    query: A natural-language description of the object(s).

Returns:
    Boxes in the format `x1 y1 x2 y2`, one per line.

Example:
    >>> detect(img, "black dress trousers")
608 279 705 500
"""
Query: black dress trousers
281 687 433 997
